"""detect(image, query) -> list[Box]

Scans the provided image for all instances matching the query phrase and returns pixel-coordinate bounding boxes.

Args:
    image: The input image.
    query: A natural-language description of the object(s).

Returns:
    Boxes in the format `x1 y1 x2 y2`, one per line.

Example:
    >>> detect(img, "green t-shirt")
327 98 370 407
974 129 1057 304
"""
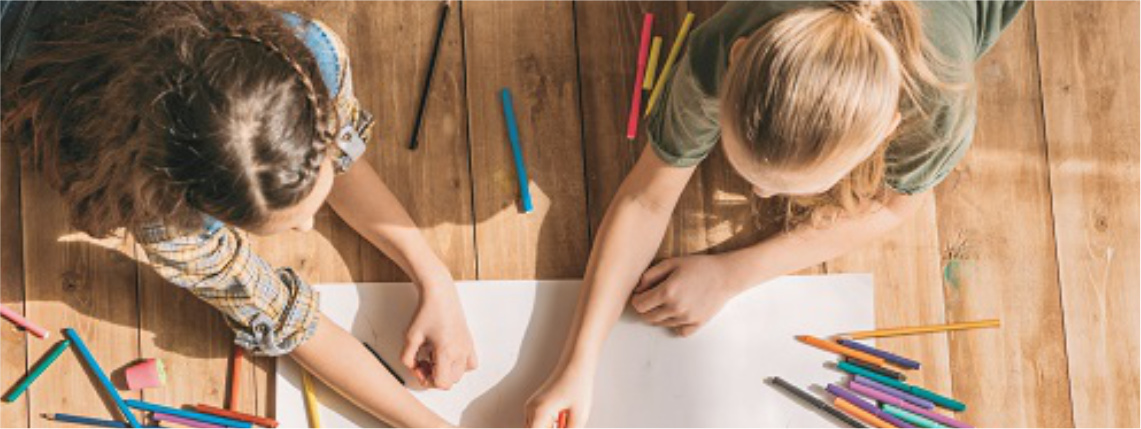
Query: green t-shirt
646 0 1025 194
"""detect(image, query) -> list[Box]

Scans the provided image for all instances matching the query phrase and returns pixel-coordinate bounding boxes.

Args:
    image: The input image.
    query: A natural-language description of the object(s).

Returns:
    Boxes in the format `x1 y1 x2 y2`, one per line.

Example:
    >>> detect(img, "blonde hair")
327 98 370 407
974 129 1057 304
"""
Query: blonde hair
721 0 958 226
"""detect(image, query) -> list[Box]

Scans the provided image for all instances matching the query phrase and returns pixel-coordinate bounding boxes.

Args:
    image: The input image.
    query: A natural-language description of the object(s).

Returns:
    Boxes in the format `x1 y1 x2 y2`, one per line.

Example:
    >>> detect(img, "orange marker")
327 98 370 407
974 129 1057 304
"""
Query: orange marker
796 335 887 367
834 397 895 428
557 410 569 428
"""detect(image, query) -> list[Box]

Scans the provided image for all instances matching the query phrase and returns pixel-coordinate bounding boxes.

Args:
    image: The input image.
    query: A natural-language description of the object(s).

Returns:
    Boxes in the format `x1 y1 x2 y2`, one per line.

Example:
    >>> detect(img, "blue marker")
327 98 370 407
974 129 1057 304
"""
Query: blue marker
500 88 534 213
125 400 252 428
63 329 142 428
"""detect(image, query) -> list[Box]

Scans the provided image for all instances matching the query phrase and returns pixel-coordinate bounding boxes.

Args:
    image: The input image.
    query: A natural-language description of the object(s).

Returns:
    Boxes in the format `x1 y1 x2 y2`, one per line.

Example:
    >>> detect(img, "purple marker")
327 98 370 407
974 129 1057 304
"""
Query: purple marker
848 381 974 428
826 384 913 428
853 375 935 409
837 339 921 370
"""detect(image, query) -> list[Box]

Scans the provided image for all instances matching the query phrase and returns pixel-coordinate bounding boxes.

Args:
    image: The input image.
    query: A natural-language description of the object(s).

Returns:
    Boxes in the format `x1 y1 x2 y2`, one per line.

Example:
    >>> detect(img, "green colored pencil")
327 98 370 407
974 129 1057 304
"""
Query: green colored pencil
3 339 70 402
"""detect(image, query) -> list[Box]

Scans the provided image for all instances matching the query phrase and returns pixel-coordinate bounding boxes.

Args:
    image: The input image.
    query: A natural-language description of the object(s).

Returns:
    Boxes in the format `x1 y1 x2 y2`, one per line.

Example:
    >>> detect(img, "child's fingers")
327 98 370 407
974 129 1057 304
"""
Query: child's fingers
467 350 479 371
630 284 667 313
401 333 426 370
673 324 701 337
526 404 560 428
633 260 675 294
432 351 460 390
639 305 675 324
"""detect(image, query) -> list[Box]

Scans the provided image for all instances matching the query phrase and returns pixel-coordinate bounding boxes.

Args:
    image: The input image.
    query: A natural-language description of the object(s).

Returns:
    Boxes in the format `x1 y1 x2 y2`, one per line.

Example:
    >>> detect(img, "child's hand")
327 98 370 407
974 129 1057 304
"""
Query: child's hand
629 254 746 337
401 279 478 390
526 366 593 428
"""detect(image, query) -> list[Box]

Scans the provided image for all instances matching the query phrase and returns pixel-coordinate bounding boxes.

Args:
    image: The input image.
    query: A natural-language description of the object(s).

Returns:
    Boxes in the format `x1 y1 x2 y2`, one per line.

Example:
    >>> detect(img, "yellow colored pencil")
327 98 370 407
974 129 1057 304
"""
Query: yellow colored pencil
644 12 695 117
302 372 321 428
643 37 663 90
841 319 1001 340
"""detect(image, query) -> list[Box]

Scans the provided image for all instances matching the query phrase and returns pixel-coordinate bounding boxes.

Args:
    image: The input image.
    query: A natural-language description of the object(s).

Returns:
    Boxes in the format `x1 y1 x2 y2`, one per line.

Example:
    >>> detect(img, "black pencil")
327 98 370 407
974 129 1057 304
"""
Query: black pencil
842 357 906 381
362 341 406 386
408 0 451 150
767 376 867 428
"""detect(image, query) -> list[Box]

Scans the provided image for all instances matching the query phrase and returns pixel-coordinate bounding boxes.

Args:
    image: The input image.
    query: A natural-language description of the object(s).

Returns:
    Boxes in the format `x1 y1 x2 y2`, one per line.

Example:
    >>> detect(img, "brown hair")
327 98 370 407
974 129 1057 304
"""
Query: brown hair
2 1 337 238
721 0 960 226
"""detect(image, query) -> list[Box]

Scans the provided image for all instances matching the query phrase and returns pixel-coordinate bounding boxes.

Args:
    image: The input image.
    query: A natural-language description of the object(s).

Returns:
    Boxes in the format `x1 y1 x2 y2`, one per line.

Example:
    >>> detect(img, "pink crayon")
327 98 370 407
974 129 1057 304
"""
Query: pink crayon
0 304 48 339
625 13 654 140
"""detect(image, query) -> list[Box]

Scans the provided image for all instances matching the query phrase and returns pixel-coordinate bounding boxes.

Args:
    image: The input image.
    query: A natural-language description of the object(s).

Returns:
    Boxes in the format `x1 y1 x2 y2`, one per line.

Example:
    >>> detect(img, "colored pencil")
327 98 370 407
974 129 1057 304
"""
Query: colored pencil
767 376 867 428
852 376 935 410
152 412 222 428
63 329 142 428
797 335 888 367
302 372 322 428
644 12 695 117
838 361 966 412
643 37 663 90
844 357 906 381
1 304 49 339
362 341 405 386
827 384 911 428
834 397 895 428
227 345 242 410
192 404 278 428
848 381 973 428
408 0 452 150
557 410 569 428
625 13 654 140
43 413 129 428
4 339 70 402
882 404 941 428
499 88 534 213
840 319 1000 340
123 400 251 428
837 339 921 370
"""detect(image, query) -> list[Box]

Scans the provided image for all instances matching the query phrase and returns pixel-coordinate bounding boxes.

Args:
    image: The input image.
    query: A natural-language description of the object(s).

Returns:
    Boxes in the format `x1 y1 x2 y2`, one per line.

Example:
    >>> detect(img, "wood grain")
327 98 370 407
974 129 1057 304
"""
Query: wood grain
934 6 1073 426
1 111 28 427
463 1 590 279
1035 2 1141 427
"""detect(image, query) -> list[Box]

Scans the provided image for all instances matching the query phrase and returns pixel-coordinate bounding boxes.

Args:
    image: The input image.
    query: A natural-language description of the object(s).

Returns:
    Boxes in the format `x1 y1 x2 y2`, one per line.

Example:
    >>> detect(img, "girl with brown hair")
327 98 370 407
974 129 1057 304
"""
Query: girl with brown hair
527 1 1024 426
3 2 472 426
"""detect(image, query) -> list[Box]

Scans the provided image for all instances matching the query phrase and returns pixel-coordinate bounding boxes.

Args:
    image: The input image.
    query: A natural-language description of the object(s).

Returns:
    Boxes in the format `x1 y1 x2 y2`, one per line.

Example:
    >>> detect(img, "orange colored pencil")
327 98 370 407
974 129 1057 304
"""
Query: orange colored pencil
193 404 279 428
228 345 243 410
796 335 887 366
557 410 569 428
834 397 895 428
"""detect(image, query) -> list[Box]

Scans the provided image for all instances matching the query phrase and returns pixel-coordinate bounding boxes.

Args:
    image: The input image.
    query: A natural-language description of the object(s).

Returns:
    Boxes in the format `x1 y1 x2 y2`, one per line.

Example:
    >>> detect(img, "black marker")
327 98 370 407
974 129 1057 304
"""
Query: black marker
408 0 451 150
363 341 405 386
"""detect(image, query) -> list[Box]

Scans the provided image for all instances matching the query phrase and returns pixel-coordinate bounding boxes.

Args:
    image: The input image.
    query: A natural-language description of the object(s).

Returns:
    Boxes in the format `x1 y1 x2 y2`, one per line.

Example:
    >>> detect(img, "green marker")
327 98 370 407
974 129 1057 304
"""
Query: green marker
882 403 941 428
837 360 966 411
3 339 70 402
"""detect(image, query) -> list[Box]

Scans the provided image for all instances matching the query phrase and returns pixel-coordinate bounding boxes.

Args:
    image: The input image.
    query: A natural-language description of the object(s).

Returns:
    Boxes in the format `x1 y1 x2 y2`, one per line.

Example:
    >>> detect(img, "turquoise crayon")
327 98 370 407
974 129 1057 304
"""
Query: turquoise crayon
63 329 142 428
499 88 534 213
837 360 965 412
4 339 70 402
882 404 942 428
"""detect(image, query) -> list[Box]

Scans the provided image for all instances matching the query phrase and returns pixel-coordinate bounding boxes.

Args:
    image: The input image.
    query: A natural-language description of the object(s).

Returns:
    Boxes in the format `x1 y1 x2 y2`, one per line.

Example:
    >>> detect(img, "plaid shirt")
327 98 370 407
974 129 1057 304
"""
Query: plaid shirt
135 14 372 356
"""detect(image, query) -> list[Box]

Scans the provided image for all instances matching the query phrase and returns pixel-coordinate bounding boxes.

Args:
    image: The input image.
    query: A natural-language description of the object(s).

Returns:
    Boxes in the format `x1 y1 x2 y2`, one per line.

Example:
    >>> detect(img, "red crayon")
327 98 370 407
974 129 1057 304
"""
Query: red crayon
626 13 654 140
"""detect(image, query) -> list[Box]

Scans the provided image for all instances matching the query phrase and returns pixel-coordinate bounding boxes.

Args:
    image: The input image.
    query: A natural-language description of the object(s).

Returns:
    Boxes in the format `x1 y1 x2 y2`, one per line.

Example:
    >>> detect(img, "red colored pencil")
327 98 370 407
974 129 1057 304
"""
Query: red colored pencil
626 13 654 140
227 345 243 410
193 404 279 428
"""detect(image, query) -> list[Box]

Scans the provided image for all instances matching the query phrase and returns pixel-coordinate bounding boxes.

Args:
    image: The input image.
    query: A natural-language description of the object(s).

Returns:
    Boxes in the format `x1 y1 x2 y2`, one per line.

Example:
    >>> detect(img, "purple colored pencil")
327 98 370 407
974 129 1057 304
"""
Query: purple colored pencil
848 381 973 428
853 375 935 409
151 413 223 428
837 339 921 370
826 384 913 428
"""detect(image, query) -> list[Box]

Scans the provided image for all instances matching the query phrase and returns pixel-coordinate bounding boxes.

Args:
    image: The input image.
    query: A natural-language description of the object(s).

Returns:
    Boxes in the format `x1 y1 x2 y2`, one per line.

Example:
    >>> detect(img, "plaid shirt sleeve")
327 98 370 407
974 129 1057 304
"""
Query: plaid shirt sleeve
134 219 320 356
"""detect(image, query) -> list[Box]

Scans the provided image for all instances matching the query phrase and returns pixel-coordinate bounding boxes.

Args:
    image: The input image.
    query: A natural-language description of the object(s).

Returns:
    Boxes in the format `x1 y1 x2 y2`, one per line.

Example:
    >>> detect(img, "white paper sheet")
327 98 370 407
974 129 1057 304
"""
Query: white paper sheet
275 275 873 427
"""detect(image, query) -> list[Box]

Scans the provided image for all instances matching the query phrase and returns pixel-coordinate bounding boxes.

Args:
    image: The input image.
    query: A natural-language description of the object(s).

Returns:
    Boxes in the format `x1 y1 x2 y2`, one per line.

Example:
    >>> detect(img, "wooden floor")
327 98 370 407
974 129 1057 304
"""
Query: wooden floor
2 1 1137 427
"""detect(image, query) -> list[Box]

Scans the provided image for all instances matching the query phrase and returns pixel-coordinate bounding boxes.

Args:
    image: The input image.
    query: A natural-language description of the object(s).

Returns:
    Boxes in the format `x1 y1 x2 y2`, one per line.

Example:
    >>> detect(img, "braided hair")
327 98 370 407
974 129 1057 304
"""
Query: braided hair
2 1 337 236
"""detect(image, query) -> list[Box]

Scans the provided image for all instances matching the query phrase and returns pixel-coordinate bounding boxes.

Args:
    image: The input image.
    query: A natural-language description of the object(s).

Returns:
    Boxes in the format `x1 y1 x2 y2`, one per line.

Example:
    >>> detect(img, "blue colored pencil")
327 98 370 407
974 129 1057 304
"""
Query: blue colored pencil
63 329 142 428
837 338 921 369
4 339 70 402
124 399 252 428
499 88 534 213
44 413 129 428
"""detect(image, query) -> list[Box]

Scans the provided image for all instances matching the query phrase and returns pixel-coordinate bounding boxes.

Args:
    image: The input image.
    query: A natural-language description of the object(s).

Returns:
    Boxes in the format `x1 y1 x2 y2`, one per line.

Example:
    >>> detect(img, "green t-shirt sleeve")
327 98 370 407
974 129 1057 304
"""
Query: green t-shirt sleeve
646 57 722 168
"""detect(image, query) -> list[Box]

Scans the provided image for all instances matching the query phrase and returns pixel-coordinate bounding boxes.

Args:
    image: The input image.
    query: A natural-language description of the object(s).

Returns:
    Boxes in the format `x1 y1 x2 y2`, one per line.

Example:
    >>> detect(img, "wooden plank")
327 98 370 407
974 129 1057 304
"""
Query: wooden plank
1034 2 1140 426
20 164 141 426
933 6 1072 426
1 116 28 428
827 199 953 393
463 1 590 279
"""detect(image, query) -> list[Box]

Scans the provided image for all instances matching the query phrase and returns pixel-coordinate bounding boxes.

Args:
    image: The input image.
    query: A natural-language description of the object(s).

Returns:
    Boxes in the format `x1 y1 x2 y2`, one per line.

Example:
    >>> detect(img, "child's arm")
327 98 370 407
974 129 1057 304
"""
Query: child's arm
627 189 928 335
325 162 477 390
527 146 696 428
292 313 452 427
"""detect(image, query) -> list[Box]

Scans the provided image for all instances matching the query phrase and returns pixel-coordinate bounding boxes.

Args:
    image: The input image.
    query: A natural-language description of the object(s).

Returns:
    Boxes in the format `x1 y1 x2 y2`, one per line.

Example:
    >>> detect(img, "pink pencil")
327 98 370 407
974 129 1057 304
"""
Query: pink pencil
626 13 654 140
0 304 48 339
152 412 224 428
